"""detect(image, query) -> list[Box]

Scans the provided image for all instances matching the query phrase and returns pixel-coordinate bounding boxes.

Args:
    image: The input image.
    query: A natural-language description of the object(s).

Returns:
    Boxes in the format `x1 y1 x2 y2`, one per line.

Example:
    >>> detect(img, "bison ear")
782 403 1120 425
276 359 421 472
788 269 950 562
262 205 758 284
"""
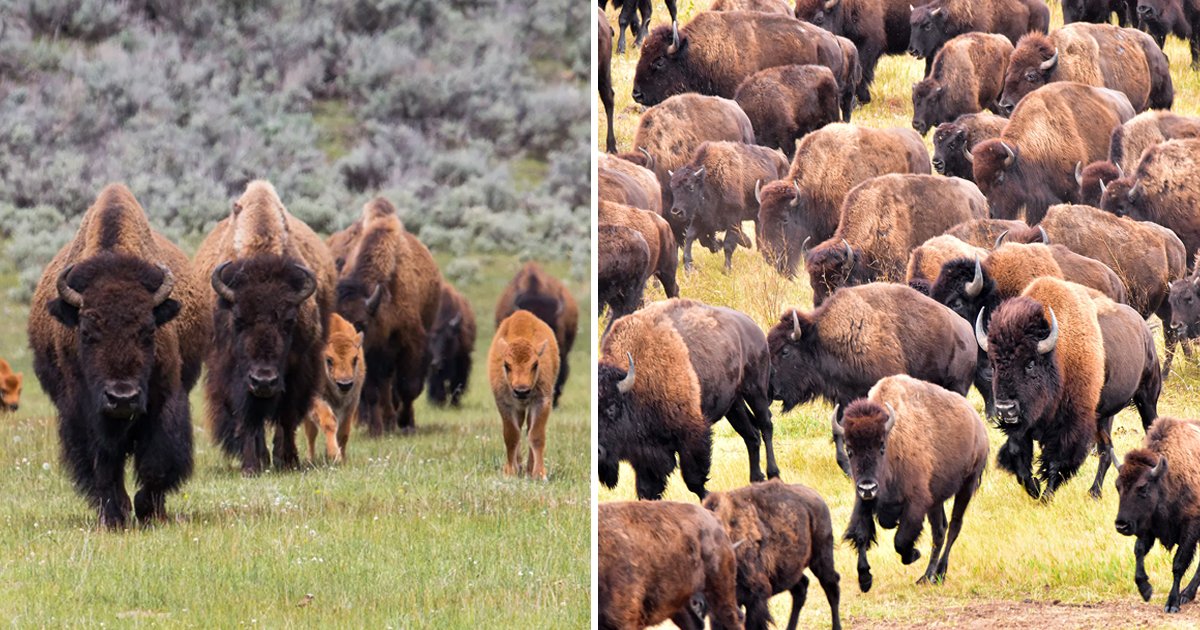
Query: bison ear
537 339 549 357
48 299 80 329
153 298 182 327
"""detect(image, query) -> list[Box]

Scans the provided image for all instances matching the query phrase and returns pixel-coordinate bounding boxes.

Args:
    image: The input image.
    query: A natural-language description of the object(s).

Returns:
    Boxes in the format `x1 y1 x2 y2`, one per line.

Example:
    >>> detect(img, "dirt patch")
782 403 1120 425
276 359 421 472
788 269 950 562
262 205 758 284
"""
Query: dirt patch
849 599 1200 629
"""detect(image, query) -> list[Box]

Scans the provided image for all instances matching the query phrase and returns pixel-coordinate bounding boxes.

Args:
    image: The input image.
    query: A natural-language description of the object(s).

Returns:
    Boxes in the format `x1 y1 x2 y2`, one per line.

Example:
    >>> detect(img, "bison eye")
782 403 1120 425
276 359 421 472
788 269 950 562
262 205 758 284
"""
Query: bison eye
652 58 665 70
952 298 964 309
922 23 931 30
1026 72 1038 82
845 448 854 459
996 173 1005 184
352 357 358 368
326 357 333 368
1025 359 1036 373
532 361 539 371
780 347 790 357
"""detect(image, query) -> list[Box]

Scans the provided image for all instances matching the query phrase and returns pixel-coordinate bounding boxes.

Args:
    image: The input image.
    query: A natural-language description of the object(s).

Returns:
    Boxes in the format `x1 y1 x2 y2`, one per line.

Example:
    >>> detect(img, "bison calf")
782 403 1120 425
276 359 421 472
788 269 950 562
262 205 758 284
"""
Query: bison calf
495 262 578 406
489 310 559 480
304 313 363 464
0 358 22 413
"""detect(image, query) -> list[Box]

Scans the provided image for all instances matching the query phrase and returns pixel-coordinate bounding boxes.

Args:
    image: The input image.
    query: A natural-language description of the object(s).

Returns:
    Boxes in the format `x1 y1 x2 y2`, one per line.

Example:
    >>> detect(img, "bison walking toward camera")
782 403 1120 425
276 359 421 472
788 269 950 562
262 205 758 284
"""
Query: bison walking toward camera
495 262 578 406
304 313 363 464
427 282 475 408
489 310 559 480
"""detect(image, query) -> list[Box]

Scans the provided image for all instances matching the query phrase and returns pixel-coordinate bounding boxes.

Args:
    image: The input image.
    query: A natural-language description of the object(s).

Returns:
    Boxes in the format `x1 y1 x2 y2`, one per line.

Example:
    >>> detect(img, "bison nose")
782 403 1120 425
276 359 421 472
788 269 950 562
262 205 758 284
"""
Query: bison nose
1115 519 1134 535
912 120 927 134
994 400 1021 423
512 386 532 400
103 381 142 413
669 206 683 216
906 47 918 57
335 379 355 393
248 367 279 395
931 158 944 172
999 100 1014 115
1137 4 1153 15
631 88 644 103
856 480 878 500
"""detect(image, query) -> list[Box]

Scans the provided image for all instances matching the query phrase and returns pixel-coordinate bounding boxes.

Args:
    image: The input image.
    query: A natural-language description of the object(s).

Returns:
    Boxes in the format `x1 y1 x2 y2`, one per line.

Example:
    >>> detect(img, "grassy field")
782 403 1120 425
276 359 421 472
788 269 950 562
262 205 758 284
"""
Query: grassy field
599 1 1200 627
0 251 589 627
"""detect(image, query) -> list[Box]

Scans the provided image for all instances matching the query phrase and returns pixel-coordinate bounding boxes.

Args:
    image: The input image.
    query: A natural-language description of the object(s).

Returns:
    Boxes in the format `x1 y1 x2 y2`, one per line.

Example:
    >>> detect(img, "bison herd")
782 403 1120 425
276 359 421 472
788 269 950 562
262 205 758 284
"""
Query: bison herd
600 0 1200 625
29 181 579 530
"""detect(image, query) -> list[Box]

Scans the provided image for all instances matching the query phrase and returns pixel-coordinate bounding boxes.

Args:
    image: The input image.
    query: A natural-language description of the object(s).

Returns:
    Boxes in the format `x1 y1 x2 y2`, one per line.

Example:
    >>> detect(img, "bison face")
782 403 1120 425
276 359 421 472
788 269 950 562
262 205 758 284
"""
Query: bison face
597 362 636 488
335 279 383 335
798 0 846 33
323 314 363 394
757 181 807 277
428 311 464 372
213 256 318 399
805 240 870 306
911 80 946 136
1114 450 1168 536
1098 178 1143 219
908 5 950 59
497 338 548 402
48 254 181 419
999 49 1057 115
0 371 21 413
834 400 895 502
1077 161 1121 207
971 140 1028 221
1168 276 1200 339
668 165 706 225
930 257 995 326
766 310 825 411
631 25 691 106
931 124 969 177
979 298 1061 426
1137 0 1173 28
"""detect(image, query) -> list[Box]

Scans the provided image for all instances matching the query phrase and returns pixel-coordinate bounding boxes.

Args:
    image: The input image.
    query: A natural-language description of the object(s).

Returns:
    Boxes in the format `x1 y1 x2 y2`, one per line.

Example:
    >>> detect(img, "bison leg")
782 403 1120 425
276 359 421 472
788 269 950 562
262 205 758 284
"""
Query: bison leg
133 395 193 523
359 359 390 437
239 419 268 476
744 593 773 630
554 347 569 407
934 473 980 583
670 609 703 630
806 539 841 630
893 503 926 566
502 408 523 477
721 228 741 273
998 432 1040 499
338 404 356 460
702 539 742 630
1135 534 1155 602
525 400 551 481
93 447 132 529
1090 415 1117 499
745 394 778 479
678 430 713 500
303 414 319 463
1191 33 1200 70
615 0 637 54
682 225 697 271
918 504 946 584
272 422 301 471
1167 528 1200 612
724 401 765 483
783 575 808 630
856 41 883 104
1181 558 1200 604
316 403 342 463
844 500 876 592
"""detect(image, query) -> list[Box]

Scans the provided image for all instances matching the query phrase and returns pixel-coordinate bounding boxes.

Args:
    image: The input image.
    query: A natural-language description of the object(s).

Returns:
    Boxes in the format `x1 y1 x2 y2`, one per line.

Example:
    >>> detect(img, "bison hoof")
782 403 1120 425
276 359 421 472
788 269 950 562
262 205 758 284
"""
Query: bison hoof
901 548 921 565
1166 601 1181 613
858 571 873 593
767 468 780 480
1138 579 1154 602
1088 485 1103 500
1021 479 1042 500
1182 587 1197 604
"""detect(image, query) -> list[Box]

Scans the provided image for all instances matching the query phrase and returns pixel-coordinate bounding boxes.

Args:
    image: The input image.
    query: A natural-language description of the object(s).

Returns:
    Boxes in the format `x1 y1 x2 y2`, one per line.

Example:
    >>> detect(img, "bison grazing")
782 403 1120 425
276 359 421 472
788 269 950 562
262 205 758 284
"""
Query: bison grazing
598 8 617 153
335 198 441 436
1109 110 1200 175
1136 0 1200 68
494 262 578 406
1063 0 1137 25
29 184 201 528
599 225 651 329
907 0 1050 63
998 24 1172 115
734 65 842 159
427 282 476 408
804 174 987 304
911 33 1013 135
632 93 754 214
758 124 930 277
836 376 987 590
668 141 788 270
976 276 1104 499
1100 138 1200 264
599 152 662 214
1115 417 1200 613
632 12 851 113
489 310 559 480
970 82 1135 224
931 112 1007 181
703 480 842 630
599 200 679 299
599 501 743 630
303 313 363 464
795 0 933 103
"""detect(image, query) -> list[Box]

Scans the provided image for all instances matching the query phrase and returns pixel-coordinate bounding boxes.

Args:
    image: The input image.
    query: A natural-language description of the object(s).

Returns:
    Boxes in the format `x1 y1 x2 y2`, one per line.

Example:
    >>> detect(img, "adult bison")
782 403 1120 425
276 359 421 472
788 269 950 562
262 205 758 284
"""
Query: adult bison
931 112 1007 181
735 65 842 158
767 283 977 474
29 184 202 528
668 141 788 270
599 225 651 330
1136 0 1200 68
905 234 988 291
495 262 578 406
1110 110 1200 175
911 33 1013 135
1167 268 1200 342
908 0 1050 63
758 124 929 277
804 174 987 304
598 200 679 299
427 282 476 408
1063 0 1137 25
194 180 336 475
970 82 1135 224
599 152 662 214
598 8 617 153
1099 138 1200 264
632 12 851 113
998 24 1172 115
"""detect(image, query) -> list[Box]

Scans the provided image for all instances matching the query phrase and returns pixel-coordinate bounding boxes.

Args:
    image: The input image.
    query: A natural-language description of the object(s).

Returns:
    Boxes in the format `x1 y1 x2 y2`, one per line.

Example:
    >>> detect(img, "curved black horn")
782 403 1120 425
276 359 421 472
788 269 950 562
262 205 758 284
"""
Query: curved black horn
293 264 318 302
151 264 175 306
56 265 83 308
211 261 236 303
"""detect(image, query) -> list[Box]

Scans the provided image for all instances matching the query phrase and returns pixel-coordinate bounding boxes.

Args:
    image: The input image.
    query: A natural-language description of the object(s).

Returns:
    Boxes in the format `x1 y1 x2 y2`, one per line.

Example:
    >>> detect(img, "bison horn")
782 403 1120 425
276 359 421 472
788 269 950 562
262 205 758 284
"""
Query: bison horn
1000 142 1016 168
975 308 990 353
791 180 801 206
1037 307 1059 355
211 261 236 303
1039 48 1059 72
962 143 974 163
755 179 763 204
1128 181 1143 202
1074 162 1083 187
790 309 802 341
731 538 747 550
842 239 854 269
694 165 705 178
1037 226 1048 244
55 265 83 308
1149 455 1167 480
151 264 176 306
294 264 318 302
617 352 635 394
883 402 897 435
638 147 655 170
824 0 839 9
965 256 983 297
1117 164 1125 179
366 283 383 312
830 405 844 438
668 22 681 54
993 230 1009 249
1098 178 1108 196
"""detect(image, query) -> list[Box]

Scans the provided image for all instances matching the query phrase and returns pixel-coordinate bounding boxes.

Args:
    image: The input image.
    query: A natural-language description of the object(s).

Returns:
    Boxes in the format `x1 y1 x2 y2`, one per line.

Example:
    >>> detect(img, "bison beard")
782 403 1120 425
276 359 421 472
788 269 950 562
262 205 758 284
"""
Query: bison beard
208 255 321 476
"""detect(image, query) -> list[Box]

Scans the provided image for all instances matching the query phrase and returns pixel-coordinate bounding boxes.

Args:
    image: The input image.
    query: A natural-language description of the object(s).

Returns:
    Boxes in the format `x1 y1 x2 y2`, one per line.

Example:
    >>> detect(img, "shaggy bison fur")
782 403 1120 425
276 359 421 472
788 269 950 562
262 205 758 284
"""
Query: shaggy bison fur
931 112 1008 180
911 33 1013 135
494 262 578 406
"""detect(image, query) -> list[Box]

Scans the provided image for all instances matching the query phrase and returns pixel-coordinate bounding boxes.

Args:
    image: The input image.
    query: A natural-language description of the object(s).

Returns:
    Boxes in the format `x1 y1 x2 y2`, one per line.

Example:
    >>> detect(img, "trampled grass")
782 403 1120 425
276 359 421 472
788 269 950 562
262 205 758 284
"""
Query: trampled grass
598 0 1200 626
0 252 589 627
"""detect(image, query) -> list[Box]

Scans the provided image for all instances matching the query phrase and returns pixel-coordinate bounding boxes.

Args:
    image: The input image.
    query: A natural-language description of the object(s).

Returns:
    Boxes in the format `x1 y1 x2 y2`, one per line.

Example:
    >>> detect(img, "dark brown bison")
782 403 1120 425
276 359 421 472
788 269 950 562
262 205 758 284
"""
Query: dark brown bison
599 225 651 331
1115 416 1200 613
767 283 977 474
1136 0 1200 67
911 33 1013 135
599 8 617 153
599 501 743 629
29 184 201 528
494 262 578 407
908 0 1050 63
427 282 475 408
194 181 336 475
835 376 987 590
998 24 1172 115
599 152 662 214
603 299 779 490
945 217 1030 247
804 174 987 304
1100 138 1200 264
599 200 679 299
1063 0 1137 25
704 480 842 630
668 141 788 270
735 65 841 158
1076 160 1124 206
1110 110 1200 175
975 277 1104 499
930 112 1008 180
712 0 791 12
795 0 934 102
970 82 1135 224
632 12 850 112
632 93 754 215
1167 265 1200 342
603 0 679 55
759 124 930 277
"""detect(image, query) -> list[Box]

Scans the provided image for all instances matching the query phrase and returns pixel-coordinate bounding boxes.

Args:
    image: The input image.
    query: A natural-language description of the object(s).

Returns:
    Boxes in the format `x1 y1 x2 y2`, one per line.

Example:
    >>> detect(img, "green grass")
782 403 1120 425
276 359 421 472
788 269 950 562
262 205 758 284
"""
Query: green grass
0 253 590 627
312 99 359 163
599 1 1200 626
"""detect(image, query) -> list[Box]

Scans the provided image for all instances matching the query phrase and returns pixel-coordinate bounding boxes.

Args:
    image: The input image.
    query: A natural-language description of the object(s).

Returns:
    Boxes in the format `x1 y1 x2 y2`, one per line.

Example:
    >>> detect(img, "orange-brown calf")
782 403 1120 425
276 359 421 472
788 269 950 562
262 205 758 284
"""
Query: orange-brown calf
303 313 364 463
0 358 22 412
488 310 559 480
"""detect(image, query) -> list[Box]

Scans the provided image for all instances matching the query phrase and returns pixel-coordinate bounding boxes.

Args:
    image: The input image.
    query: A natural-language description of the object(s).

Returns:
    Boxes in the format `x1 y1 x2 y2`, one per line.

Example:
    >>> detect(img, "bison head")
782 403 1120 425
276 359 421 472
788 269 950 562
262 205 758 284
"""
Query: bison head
796 0 846 33
597 355 637 488
911 78 949 136
1137 0 1176 30
1114 449 1168 537
212 255 318 399
429 306 465 373
323 313 363 395
335 279 384 334
757 180 809 277
1077 161 1122 207
971 139 1043 221
930 257 996 325
931 122 971 178
49 253 181 419
999 38 1058 115
908 4 951 60
1098 177 1145 219
495 335 549 402
805 239 871 306
767 309 830 410
1168 275 1200 339
668 164 708 226
976 297 1061 426
631 24 691 106
832 400 896 501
